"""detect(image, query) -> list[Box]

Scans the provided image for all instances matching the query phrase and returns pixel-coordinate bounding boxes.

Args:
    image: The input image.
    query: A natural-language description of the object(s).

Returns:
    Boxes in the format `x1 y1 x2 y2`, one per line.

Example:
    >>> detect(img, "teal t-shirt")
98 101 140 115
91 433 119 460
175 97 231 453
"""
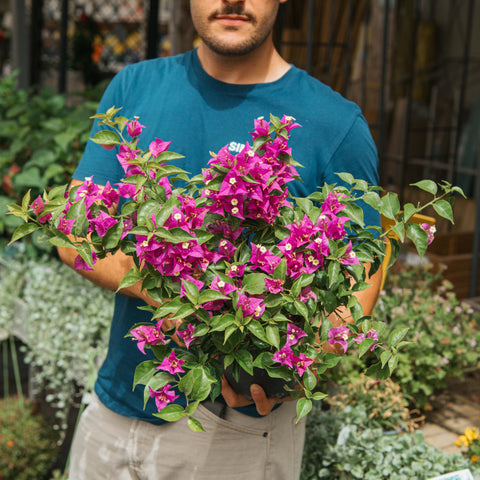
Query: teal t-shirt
74 49 379 424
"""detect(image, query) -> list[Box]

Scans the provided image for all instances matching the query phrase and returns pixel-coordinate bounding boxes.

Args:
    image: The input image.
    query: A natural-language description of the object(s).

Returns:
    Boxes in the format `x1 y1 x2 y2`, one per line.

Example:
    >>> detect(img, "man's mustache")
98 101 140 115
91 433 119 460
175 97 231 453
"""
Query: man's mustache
208 5 256 23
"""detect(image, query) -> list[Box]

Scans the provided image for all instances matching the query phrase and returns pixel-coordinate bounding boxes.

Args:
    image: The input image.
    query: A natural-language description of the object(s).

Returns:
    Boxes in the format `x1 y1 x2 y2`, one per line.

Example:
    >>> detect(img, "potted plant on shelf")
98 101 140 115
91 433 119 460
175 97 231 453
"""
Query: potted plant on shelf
7 107 463 430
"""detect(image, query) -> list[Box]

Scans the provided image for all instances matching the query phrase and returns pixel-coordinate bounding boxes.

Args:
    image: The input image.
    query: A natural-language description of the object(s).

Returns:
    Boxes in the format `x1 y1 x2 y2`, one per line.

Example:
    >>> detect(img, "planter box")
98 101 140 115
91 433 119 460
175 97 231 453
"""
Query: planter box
425 231 479 299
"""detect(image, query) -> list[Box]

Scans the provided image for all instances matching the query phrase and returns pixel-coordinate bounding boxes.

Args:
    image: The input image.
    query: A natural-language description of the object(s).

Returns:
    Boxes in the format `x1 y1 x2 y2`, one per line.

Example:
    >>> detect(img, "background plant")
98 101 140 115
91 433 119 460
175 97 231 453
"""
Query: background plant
456 427 480 465
326 373 420 433
301 402 479 480
328 261 480 409
0 71 103 254
0 247 113 441
0 395 59 480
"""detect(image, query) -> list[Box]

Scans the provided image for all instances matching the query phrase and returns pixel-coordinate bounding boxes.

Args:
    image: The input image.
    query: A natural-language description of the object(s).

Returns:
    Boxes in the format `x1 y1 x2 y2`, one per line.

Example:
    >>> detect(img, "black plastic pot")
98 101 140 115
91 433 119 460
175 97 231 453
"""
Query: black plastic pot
224 364 296 401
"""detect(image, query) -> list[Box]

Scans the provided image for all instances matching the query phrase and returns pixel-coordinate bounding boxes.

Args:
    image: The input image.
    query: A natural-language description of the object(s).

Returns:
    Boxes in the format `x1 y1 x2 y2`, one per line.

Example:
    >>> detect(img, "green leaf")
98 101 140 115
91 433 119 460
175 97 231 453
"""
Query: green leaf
182 280 200 305
342 202 364 227
103 220 123 249
266 325 280 349
9 223 40 244
358 338 376 358
133 360 158 389
209 314 235 332
117 268 142 291
406 223 428 257
242 273 267 295
402 203 416 222
137 200 161 226
187 416 205 432
296 397 312 422
154 404 185 422
247 320 269 343
235 349 254 375
410 179 438 195
303 368 317 391
198 289 229 304
379 192 400 220
335 172 354 185
388 327 409 347
90 129 121 146
327 261 340 289
178 366 215 402
432 199 454 223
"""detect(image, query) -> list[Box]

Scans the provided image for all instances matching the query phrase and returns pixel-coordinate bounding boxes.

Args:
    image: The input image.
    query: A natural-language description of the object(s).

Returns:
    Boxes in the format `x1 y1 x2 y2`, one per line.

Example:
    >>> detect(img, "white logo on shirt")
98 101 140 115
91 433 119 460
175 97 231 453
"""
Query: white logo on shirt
228 141 245 153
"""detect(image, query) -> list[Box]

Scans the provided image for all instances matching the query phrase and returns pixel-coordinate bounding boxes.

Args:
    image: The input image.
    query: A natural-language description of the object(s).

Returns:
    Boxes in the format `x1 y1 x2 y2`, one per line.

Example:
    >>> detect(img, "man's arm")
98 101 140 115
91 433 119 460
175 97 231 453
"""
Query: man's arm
57 179 155 305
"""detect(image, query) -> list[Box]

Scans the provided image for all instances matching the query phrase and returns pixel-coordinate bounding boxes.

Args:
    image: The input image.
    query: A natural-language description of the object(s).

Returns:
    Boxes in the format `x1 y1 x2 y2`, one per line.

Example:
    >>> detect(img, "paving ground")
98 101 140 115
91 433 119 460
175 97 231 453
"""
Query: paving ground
420 370 480 454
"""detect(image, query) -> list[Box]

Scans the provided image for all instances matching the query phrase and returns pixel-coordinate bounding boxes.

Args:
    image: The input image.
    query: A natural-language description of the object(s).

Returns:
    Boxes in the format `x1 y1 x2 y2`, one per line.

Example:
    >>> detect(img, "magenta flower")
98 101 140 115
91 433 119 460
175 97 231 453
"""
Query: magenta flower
157 350 185 375
211 276 236 296
149 385 179 412
293 352 313 376
237 292 265 319
328 326 350 353
321 191 347 215
218 238 236 259
286 324 307 346
250 243 282 274
421 223 436 245
73 251 97 271
340 241 360 266
149 138 172 157
57 215 75 235
126 117 145 137
227 264 246 278
176 323 197 349
353 328 379 351
298 286 317 303
90 210 119 236
272 345 295 368
99 181 119 208
130 320 166 354
38 212 53 223
31 195 46 215
265 277 284 294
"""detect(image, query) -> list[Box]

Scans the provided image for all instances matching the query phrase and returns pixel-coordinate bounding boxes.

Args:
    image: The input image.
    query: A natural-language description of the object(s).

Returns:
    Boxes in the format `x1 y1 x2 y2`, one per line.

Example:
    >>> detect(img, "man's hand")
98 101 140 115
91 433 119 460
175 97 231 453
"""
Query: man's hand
221 376 294 416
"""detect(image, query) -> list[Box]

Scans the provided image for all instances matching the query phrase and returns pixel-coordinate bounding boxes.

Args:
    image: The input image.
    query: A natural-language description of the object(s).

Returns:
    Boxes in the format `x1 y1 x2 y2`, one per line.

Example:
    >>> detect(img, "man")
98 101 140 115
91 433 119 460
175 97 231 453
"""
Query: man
59 1 382 478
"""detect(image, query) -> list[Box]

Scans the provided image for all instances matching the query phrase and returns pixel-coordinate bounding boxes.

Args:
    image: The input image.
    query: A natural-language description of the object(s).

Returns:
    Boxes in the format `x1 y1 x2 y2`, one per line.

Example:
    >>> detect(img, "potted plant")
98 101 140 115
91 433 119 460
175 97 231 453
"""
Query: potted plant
7 108 462 430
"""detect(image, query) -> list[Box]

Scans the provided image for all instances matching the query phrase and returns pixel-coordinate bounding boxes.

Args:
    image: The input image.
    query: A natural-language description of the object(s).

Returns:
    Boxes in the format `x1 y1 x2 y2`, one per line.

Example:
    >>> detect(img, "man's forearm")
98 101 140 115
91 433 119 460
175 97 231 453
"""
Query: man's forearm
57 245 153 305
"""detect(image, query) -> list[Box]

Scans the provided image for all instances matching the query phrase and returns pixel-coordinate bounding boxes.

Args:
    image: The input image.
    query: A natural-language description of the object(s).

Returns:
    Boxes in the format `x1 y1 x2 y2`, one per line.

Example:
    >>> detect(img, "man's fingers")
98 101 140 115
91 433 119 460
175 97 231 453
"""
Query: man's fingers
250 384 276 416
221 376 252 408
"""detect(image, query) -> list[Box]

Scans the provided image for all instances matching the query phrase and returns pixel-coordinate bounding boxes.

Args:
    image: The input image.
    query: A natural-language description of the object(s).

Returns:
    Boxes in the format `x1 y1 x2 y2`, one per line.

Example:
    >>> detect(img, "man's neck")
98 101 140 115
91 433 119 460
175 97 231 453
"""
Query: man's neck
196 39 290 85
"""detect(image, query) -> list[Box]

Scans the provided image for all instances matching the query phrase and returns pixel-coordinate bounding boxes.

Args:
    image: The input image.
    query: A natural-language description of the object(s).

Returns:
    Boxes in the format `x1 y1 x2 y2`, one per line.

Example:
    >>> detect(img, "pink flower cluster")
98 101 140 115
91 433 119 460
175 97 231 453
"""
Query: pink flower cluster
273 323 313 376
328 325 379 353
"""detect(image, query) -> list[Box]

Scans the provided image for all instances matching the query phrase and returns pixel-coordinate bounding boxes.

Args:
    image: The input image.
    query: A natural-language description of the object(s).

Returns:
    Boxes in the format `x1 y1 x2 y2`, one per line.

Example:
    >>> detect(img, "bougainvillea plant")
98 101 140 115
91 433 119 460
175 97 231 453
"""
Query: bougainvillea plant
8 107 463 431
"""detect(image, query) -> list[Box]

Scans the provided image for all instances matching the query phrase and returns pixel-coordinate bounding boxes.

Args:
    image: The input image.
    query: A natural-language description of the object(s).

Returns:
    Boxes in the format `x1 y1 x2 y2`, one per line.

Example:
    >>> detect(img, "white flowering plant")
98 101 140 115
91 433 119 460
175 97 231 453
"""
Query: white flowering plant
7 107 463 430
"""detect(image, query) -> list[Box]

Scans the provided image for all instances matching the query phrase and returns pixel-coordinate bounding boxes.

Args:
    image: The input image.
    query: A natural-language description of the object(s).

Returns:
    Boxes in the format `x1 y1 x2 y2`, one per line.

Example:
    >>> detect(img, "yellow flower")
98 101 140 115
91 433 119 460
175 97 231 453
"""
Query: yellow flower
455 435 467 448
465 427 479 444
470 455 479 463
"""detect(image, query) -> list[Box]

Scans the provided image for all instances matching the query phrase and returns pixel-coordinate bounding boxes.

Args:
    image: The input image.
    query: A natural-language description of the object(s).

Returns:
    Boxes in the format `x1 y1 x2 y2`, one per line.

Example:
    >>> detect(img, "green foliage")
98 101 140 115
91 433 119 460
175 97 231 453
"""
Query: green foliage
326 374 417 433
0 71 102 253
0 248 113 441
377 263 480 408
329 262 480 409
301 402 480 480
0 395 59 480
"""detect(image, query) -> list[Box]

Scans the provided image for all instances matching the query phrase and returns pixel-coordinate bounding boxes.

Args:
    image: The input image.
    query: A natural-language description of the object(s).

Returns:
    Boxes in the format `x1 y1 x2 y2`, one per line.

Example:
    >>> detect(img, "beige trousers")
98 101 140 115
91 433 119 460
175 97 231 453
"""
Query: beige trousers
68 394 305 480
